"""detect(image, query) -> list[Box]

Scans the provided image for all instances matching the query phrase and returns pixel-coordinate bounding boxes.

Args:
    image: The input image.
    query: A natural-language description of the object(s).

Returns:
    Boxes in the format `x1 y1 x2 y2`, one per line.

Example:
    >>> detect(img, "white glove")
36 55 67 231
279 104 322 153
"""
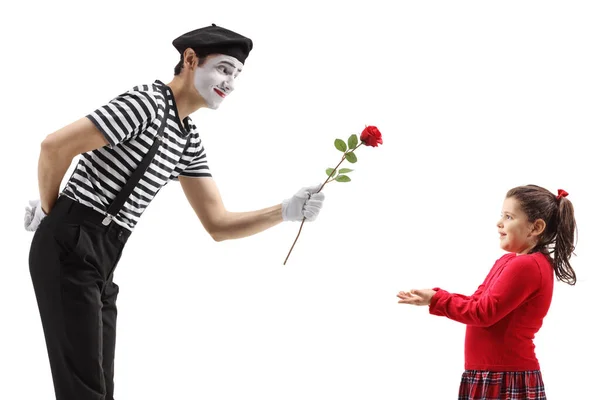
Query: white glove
282 184 326 222
24 199 47 232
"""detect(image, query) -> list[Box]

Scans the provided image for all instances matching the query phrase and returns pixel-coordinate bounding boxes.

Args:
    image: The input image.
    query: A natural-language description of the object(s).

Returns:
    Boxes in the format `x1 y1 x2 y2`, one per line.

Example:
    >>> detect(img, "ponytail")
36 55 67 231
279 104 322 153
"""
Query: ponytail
553 197 577 285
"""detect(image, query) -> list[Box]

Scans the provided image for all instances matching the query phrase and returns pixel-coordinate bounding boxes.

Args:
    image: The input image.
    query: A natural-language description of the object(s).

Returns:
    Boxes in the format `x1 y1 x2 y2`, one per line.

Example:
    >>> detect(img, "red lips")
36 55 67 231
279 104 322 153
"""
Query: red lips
214 88 226 98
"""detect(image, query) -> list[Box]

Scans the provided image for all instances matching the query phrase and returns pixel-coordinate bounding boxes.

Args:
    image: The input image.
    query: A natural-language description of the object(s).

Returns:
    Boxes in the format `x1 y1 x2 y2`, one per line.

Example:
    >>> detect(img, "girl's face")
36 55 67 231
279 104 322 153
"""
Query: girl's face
497 197 540 255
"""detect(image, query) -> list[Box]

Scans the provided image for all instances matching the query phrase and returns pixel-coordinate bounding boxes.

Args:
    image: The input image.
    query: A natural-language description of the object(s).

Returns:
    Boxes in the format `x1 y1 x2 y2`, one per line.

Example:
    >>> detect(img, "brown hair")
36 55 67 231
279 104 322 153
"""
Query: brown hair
506 184 577 285
174 52 208 75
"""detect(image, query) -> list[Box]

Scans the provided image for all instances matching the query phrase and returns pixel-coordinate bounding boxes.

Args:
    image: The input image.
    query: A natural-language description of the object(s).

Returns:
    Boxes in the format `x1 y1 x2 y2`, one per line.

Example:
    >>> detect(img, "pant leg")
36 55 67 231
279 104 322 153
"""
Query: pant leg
29 220 107 400
101 276 119 400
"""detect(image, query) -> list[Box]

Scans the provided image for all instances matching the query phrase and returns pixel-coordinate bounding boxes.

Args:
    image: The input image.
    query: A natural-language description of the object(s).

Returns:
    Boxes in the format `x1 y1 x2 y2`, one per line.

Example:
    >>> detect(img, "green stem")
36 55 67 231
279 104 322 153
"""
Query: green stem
320 142 363 191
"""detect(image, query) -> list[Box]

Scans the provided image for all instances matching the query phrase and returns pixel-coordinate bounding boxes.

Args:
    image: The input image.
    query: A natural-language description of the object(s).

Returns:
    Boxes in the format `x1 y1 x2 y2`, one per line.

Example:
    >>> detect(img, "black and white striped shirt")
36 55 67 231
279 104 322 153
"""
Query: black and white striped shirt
62 80 211 231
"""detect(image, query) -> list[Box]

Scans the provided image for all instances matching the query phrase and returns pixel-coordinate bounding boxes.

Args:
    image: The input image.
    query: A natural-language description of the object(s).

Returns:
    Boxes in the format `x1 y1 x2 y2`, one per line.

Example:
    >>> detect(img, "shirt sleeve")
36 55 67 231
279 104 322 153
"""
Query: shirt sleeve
86 89 159 147
177 135 212 179
429 256 542 327
432 284 486 302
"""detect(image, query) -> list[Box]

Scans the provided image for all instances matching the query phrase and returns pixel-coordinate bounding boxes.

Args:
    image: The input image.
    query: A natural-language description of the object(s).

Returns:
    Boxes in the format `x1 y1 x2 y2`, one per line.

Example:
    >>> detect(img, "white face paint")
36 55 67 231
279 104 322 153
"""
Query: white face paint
193 54 243 109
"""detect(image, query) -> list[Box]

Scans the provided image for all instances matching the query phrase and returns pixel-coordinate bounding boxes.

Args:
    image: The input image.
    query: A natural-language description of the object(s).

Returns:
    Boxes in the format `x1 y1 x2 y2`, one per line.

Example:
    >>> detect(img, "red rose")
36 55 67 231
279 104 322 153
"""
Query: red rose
283 124 382 265
360 125 383 147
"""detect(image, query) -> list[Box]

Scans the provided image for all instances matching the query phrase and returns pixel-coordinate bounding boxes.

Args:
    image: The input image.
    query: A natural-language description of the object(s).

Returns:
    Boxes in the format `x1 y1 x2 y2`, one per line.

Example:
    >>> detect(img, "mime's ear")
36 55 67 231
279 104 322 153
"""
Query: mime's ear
183 48 198 70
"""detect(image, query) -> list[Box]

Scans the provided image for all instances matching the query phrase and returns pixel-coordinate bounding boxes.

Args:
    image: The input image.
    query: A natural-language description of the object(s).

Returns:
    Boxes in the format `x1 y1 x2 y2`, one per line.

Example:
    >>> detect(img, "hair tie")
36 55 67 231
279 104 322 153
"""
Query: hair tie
556 189 569 200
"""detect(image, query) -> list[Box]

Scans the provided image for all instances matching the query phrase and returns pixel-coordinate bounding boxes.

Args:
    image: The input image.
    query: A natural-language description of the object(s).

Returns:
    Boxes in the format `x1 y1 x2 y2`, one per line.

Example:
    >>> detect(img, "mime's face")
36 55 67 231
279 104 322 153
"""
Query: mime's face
193 54 243 109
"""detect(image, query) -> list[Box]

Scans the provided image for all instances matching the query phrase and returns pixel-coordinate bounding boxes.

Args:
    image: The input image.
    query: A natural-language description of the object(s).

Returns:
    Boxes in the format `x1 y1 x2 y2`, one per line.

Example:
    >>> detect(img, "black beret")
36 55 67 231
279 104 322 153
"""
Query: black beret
172 23 253 64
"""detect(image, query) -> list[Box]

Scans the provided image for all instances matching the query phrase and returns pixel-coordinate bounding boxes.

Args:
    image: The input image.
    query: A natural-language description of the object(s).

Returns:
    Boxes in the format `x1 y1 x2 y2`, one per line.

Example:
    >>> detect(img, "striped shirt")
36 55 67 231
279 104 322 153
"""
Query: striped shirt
62 80 211 231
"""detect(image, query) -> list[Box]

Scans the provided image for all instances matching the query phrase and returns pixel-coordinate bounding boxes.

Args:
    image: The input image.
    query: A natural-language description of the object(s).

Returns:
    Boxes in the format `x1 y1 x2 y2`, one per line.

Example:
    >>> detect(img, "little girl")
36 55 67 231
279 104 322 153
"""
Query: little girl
397 185 577 400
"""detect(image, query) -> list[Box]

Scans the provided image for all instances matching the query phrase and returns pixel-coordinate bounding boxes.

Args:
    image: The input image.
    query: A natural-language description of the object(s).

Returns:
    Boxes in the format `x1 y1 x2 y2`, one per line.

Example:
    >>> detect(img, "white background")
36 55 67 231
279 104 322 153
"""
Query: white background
1 0 599 398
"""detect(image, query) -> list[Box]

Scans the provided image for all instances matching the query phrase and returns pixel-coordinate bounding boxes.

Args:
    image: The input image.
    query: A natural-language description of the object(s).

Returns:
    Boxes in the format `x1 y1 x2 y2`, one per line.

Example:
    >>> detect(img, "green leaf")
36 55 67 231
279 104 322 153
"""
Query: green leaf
345 152 357 163
326 168 336 177
335 175 351 182
338 168 354 174
348 134 358 149
334 138 347 152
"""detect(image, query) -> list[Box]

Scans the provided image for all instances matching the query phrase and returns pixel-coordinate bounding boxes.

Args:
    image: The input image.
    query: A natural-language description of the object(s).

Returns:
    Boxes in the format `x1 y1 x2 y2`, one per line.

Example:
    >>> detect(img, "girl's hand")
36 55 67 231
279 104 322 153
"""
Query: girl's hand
397 289 436 306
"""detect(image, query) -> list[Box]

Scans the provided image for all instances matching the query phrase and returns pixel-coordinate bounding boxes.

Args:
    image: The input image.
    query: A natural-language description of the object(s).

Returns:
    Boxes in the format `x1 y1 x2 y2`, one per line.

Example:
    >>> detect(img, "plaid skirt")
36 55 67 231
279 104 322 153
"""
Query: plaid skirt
458 370 546 400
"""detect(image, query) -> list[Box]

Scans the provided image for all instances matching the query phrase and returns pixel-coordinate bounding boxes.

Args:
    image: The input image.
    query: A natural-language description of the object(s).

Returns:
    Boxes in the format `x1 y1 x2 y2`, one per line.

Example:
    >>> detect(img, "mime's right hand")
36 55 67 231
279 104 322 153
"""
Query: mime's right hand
24 199 47 232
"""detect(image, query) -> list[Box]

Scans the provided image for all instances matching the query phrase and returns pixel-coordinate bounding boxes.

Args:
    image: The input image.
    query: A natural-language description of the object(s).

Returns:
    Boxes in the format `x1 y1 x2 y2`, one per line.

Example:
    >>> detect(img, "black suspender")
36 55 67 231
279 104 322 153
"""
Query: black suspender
101 85 171 226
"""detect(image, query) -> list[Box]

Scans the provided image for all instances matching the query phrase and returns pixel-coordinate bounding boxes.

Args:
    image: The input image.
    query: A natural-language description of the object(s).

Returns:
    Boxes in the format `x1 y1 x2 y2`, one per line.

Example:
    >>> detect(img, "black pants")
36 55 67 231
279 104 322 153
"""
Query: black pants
29 196 131 400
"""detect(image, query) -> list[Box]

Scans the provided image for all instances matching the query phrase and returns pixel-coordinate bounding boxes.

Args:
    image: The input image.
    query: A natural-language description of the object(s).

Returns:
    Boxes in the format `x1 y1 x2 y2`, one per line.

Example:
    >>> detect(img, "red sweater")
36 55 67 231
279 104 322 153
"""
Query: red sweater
429 252 554 371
